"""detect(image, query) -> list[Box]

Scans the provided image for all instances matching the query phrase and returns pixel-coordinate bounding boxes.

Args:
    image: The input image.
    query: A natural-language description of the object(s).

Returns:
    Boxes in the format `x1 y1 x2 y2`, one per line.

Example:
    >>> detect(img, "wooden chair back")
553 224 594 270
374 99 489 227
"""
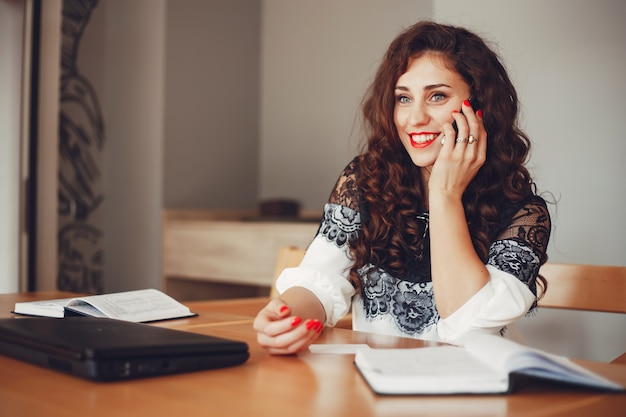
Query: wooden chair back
270 246 306 298
538 263 626 314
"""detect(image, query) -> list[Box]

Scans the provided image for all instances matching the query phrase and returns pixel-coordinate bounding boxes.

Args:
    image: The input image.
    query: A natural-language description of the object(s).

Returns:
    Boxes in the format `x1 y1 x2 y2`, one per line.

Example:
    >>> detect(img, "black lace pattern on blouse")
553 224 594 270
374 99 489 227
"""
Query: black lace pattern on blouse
319 202 439 334
360 265 439 335
319 158 362 248
487 239 541 295
318 203 361 248
494 198 551 264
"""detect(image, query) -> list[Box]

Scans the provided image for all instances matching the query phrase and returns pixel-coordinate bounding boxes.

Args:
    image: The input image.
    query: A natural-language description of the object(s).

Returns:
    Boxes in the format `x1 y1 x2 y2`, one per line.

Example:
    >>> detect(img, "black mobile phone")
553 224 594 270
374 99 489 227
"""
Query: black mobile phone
452 96 480 133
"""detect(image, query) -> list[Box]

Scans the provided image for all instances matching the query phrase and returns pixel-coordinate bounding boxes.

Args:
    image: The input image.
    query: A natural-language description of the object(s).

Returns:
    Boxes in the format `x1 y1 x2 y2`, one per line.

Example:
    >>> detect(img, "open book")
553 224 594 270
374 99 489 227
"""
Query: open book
12 289 196 323
354 332 624 395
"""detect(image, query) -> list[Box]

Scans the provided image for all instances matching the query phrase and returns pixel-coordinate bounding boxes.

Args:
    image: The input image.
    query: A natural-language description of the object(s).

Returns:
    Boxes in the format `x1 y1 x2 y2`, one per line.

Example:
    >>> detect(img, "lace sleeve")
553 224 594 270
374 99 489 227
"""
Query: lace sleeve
495 197 551 262
328 158 361 212
487 197 551 294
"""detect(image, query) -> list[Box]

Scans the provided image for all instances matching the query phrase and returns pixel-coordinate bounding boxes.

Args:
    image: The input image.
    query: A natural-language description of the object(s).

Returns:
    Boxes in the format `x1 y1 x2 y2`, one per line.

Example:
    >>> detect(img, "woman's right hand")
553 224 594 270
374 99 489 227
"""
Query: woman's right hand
253 298 323 355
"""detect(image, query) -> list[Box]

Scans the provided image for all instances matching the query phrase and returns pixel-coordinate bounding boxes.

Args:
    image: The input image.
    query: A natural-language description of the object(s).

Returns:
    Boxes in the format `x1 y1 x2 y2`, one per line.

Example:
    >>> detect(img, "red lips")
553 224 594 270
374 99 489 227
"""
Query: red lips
409 133 438 148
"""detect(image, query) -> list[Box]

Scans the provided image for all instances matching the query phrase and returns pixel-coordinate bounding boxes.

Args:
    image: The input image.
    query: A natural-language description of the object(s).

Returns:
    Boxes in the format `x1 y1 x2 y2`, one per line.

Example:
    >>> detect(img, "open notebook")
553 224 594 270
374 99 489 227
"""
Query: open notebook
354 332 624 395
0 317 249 381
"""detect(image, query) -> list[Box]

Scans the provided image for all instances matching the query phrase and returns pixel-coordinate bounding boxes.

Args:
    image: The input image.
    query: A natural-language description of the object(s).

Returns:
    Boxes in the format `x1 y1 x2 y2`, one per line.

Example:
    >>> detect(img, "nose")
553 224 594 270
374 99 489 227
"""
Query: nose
408 102 429 126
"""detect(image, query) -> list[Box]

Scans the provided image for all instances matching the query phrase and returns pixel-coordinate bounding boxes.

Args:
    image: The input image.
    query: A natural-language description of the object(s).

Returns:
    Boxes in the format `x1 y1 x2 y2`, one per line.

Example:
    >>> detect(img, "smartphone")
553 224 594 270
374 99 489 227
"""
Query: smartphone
452 96 480 133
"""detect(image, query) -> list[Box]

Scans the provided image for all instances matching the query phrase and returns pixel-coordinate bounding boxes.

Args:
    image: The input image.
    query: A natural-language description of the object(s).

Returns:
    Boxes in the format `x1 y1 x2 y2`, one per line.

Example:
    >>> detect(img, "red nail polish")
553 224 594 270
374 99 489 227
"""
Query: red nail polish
315 321 323 333
305 319 316 330
291 316 302 326
477 109 483 118
464 100 471 107
279 305 289 314
452 109 459 113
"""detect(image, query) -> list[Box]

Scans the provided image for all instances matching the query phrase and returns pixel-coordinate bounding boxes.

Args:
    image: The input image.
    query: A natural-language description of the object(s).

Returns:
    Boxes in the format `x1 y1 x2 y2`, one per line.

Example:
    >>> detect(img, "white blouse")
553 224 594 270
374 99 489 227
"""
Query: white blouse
276 229 536 345
274 156 550 345
275 197 549 345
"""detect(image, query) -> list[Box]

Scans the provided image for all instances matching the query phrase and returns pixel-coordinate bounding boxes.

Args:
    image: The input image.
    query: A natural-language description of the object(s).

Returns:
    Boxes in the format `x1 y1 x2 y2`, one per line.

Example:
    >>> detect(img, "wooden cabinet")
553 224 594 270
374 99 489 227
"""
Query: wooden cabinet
162 209 320 300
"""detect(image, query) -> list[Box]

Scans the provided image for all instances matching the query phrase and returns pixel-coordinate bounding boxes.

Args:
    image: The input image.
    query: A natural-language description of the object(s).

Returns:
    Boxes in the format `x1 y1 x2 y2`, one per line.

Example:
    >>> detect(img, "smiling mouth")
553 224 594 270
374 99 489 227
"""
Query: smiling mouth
409 133 439 148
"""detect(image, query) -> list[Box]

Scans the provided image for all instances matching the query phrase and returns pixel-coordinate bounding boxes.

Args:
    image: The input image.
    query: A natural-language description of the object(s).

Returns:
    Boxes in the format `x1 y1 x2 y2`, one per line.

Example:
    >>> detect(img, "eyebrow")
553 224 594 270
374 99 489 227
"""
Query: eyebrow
394 83 452 92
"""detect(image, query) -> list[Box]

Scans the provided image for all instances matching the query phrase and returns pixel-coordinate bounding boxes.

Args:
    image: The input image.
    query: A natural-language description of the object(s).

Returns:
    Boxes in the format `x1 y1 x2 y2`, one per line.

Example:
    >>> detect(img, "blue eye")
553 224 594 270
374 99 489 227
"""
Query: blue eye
396 95 411 104
431 93 447 103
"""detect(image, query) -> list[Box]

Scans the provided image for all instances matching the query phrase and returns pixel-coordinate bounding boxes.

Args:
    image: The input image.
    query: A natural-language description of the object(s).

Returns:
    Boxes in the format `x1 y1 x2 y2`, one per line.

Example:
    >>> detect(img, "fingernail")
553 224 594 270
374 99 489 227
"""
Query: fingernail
463 100 471 107
279 305 289 314
452 109 459 113
477 109 483 118
291 316 302 326
305 319 316 330
315 321 323 333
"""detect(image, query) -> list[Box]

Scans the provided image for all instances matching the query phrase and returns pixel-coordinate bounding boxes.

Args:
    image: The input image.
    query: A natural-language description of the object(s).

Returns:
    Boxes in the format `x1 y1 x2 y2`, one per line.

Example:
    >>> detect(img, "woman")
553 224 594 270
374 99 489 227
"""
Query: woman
253 21 551 354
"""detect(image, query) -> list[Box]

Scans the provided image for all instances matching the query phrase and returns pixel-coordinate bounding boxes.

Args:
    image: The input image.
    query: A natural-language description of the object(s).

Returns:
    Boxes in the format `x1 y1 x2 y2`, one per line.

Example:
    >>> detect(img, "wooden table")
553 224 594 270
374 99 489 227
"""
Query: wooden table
1 293 625 417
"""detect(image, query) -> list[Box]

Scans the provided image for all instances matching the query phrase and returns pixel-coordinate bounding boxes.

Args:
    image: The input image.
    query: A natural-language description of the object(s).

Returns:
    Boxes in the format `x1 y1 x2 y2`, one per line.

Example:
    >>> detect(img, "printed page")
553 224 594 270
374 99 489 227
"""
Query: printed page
13 298 70 318
66 289 193 322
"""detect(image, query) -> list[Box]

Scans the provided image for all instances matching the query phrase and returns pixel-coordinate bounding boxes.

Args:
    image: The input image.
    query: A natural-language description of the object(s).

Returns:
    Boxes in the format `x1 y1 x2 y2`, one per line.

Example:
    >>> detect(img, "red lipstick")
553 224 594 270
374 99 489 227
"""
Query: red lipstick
409 132 438 148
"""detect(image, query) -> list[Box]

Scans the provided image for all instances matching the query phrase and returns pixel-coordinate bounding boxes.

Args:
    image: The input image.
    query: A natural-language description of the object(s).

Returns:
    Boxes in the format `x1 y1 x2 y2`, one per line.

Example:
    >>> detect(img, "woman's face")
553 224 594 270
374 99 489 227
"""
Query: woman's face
393 53 471 169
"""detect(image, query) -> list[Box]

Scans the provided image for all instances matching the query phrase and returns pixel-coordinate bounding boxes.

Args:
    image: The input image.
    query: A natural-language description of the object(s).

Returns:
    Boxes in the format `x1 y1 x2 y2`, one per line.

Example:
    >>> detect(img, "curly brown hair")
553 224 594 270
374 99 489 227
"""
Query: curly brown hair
349 21 545 292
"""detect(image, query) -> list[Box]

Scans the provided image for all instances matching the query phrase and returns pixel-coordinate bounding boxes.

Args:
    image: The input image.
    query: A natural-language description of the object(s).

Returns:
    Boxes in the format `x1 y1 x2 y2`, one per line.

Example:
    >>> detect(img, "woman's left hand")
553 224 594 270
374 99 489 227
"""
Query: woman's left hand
429 101 487 199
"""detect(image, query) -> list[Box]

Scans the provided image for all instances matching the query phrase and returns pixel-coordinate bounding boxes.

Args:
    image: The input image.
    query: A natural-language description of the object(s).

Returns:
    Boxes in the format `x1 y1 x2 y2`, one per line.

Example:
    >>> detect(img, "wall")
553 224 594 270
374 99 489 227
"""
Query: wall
36 0 63 291
98 0 262 292
100 0 167 292
259 0 433 210
163 0 260 210
0 0 25 293
1 0 64 293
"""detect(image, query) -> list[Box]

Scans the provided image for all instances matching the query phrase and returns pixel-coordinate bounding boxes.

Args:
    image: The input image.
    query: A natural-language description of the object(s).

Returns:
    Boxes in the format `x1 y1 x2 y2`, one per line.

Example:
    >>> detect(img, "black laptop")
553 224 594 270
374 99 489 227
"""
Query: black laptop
0 317 249 381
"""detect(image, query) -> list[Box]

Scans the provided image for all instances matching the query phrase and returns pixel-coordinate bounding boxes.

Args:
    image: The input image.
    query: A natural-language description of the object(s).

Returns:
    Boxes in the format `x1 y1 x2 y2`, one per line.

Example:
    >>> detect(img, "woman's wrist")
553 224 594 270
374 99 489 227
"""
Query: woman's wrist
428 189 464 209
279 286 327 324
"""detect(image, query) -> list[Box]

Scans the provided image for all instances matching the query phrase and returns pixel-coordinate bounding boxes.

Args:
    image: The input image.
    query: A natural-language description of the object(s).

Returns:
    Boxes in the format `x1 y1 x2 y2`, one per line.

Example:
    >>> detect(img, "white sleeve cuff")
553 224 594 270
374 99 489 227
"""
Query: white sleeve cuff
274 236 356 327
437 264 536 343
276 267 354 327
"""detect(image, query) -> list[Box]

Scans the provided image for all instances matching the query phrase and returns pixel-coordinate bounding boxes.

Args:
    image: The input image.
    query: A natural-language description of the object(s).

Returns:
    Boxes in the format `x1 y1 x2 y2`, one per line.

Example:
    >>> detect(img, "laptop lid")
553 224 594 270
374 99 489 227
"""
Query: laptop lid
0 317 249 381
